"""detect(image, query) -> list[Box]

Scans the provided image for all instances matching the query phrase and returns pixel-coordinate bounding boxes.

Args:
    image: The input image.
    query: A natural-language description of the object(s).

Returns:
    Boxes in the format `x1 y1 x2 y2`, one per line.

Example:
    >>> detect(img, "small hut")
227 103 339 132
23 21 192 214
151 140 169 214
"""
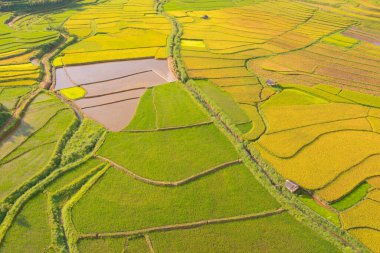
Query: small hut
266 79 276 87
202 15 209 20
285 180 299 193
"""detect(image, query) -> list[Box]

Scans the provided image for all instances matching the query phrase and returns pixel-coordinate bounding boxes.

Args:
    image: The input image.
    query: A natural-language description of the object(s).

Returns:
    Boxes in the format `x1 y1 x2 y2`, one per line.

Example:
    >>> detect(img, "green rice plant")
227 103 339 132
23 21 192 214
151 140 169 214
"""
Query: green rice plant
0 194 51 253
154 82 210 128
149 212 340 253
98 124 239 181
331 183 372 211
0 87 32 111
125 237 150 253
77 238 125 253
125 88 156 131
71 164 279 233
298 194 340 227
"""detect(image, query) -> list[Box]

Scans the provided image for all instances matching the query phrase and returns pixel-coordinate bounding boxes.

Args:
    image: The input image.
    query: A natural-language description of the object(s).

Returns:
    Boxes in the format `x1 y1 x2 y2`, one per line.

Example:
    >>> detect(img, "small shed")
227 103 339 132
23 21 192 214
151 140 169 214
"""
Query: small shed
266 79 276 86
202 15 209 20
285 180 299 193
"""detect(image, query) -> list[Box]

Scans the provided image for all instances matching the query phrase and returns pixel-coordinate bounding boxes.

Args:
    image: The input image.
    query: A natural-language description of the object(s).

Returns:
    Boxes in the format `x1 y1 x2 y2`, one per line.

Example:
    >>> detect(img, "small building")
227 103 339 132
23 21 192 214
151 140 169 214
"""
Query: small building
285 180 299 193
266 79 276 86
202 15 209 20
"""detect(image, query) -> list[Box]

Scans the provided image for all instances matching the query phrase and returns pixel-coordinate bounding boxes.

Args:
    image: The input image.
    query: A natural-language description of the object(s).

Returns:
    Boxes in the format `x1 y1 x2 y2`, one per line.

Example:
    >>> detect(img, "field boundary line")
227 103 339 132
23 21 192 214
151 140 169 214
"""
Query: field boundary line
122 121 213 133
83 87 148 99
96 155 241 187
80 96 140 109
152 87 159 129
62 69 153 87
316 153 380 193
257 129 378 159
145 234 155 253
0 107 70 162
79 208 285 239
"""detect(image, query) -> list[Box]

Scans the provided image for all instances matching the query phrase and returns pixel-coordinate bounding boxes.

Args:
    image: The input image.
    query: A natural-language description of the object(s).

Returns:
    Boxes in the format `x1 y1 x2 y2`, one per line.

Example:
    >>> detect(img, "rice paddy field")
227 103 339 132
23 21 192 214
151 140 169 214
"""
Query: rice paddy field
0 0 379 252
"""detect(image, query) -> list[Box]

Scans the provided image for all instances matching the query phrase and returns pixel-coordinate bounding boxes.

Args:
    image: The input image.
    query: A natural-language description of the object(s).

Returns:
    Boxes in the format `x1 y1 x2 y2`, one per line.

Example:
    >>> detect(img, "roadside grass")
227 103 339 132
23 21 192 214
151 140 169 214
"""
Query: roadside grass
98 124 239 181
71 164 279 233
331 183 372 211
59 87 86 100
298 194 340 226
149 212 340 253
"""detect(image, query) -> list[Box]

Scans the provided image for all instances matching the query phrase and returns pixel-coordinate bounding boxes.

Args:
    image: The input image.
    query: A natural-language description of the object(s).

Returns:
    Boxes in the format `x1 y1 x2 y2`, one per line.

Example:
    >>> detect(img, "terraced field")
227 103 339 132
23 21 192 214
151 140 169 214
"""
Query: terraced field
0 0 379 252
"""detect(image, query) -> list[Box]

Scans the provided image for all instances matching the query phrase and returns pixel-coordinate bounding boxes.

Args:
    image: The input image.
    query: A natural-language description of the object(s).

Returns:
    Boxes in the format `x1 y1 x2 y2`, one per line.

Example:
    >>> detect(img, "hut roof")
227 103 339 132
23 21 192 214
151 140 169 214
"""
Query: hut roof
285 180 299 193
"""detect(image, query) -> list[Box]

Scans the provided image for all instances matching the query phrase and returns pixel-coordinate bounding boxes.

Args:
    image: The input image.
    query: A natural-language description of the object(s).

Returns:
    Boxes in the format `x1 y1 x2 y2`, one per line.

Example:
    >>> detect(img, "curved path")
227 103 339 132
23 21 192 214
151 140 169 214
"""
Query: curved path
79 208 286 239
96 155 242 187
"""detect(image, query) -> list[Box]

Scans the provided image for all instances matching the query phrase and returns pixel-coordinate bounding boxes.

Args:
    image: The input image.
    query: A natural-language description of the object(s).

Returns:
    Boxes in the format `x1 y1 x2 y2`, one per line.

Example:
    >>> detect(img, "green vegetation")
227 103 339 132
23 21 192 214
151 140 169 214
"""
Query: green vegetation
150 213 340 253
0 0 377 251
72 164 279 233
331 183 372 211
60 119 105 166
125 88 156 130
99 124 239 181
77 238 125 253
154 82 210 128
0 103 10 128
192 80 250 125
299 194 341 226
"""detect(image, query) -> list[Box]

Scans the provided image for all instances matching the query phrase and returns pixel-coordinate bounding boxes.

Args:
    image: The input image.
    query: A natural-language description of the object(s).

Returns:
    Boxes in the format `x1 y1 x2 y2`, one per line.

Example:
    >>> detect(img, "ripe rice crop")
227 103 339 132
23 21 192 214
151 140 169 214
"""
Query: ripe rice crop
317 155 380 202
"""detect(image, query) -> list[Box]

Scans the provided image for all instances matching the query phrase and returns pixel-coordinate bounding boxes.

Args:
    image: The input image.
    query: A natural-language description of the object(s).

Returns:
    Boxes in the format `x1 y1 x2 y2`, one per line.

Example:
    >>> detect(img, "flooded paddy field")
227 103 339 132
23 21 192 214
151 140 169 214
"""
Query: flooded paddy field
55 59 176 131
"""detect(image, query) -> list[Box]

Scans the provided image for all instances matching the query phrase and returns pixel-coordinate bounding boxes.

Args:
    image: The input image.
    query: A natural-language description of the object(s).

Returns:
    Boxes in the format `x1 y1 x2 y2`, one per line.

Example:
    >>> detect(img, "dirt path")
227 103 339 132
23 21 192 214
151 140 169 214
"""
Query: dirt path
123 121 213 133
96 155 241 187
79 208 285 239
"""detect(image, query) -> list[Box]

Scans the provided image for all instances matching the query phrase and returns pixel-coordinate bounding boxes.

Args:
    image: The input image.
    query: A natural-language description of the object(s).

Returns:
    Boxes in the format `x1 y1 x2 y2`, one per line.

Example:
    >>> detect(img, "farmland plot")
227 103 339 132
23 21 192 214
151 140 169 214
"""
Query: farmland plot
55 59 176 131
168 1 380 250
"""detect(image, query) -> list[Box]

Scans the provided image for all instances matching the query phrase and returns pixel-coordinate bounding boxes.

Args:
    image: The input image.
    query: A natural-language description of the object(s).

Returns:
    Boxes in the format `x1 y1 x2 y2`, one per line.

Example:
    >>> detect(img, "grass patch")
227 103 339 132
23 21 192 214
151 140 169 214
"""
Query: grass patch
331 183 372 211
98 124 239 181
72 164 279 233
150 212 340 253
299 194 340 226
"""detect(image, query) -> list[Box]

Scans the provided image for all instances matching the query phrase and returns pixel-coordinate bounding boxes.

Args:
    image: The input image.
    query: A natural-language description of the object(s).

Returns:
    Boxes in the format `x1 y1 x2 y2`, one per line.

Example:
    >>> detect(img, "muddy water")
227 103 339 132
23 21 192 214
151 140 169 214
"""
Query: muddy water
55 59 176 90
83 71 167 97
82 98 141 132
54 58 177 131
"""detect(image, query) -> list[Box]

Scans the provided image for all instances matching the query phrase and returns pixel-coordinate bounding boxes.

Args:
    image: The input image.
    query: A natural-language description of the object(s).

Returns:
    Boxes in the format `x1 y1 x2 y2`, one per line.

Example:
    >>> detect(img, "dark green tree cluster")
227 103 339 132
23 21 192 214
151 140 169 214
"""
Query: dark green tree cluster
0 103 11 128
